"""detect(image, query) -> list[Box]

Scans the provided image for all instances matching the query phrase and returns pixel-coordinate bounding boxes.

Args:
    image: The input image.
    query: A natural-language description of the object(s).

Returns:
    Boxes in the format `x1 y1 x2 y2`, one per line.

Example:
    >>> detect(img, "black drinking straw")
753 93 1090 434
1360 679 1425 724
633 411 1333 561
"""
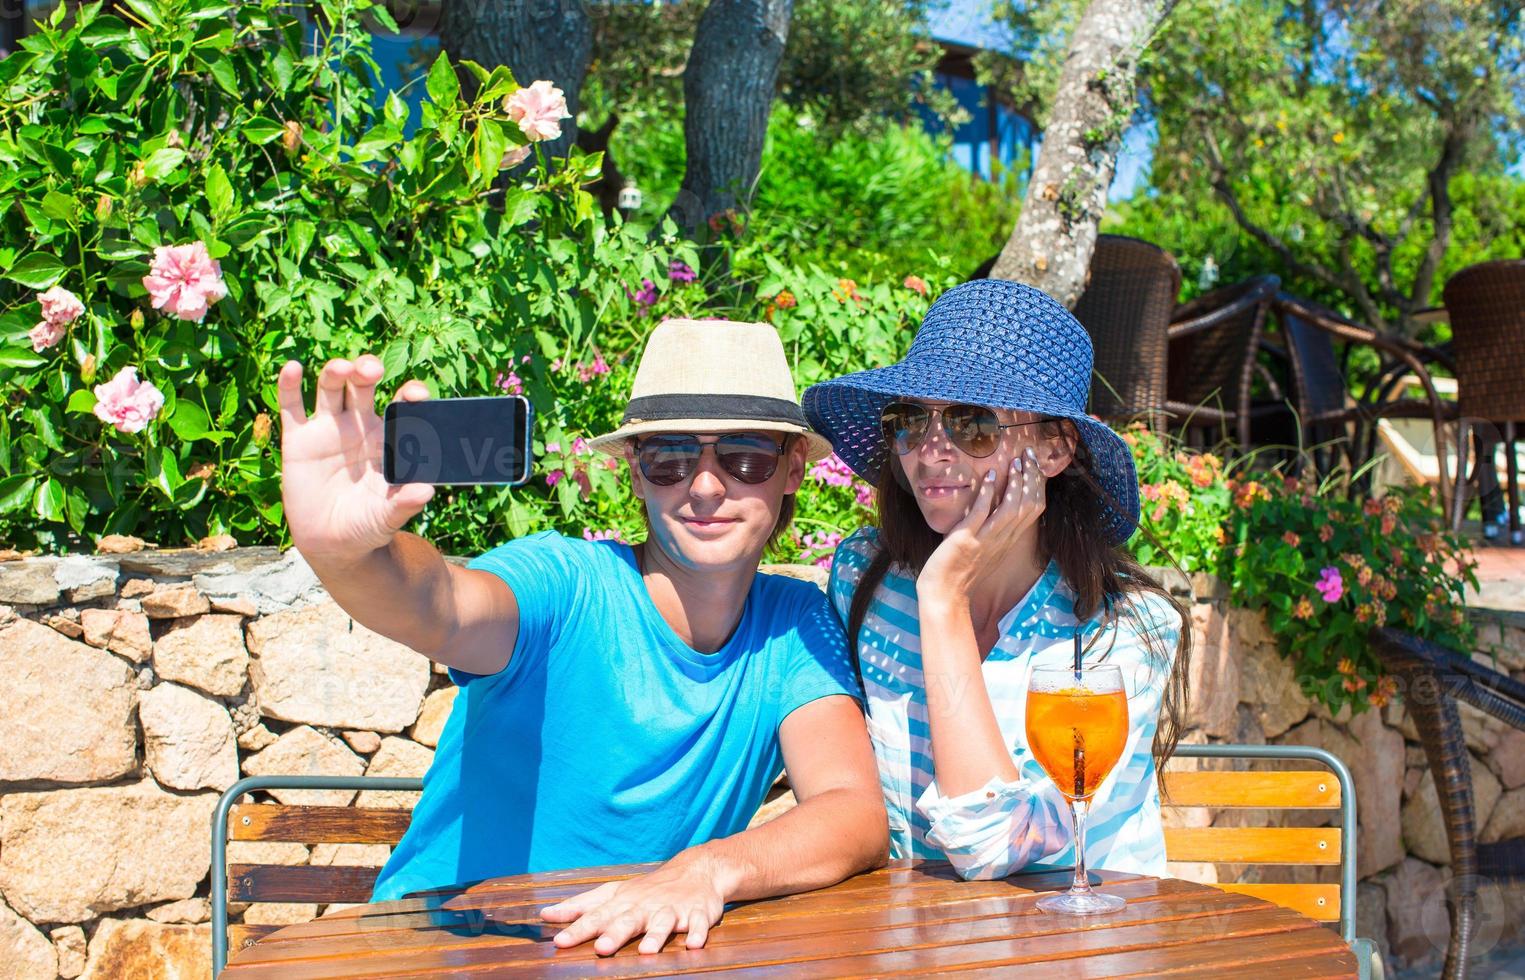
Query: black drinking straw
1072 631 1086 799
1073 631 1082 676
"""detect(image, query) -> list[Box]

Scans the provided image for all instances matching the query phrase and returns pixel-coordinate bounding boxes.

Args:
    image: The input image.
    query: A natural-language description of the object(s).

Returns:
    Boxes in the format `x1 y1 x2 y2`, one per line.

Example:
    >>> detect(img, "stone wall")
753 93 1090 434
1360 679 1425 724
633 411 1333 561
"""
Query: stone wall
0 545 1521 977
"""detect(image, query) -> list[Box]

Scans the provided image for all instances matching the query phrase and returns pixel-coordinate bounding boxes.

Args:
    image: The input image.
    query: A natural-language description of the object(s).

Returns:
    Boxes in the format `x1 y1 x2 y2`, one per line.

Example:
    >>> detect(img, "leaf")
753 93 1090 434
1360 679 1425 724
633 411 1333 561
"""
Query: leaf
380 338 410 380
206 163 233 217
426 52 459 108
3 252 65 290
41 190 75 223
270 46 294 94
206 55 239 97
502 187 539 228
241 117 285 145
474 119 508 185
168 400 210 441
34 477 65 523
66 389 97 414
288 218 316 264
0 346 45 369
117 0 162 27
0 474 35 513
80 14 132 45
478 66 517 105
139 147 185 181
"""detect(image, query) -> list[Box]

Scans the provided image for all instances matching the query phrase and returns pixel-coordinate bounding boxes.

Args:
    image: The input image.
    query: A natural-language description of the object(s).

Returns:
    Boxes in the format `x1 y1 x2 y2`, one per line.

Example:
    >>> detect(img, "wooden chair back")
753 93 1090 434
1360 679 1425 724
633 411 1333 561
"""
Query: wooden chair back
1162 743 1355 942
212 775 422 974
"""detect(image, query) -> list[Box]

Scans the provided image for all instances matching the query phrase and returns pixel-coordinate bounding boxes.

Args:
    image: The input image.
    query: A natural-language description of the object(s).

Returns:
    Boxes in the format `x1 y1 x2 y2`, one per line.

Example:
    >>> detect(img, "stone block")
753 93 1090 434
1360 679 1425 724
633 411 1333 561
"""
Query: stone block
246 601 430 733
81 919 211 980
139 682 239 791
0 781 216 922
153 613 249 697
241 726 365 807
0 618 137 784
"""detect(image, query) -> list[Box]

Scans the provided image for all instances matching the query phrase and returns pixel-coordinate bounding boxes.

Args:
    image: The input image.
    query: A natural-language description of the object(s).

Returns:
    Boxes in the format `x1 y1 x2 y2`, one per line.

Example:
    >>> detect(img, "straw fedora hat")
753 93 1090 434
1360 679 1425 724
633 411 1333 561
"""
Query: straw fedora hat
588 318 833 461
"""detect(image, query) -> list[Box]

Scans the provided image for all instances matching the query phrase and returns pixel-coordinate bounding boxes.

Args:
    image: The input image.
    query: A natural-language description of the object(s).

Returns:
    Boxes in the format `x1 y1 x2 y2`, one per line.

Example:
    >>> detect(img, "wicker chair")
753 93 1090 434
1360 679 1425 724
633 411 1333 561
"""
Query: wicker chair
1441 260 1525 541
1368 627 1525 979
1071 235 1182 431
1165 275 1282 451
1270 292 1458 500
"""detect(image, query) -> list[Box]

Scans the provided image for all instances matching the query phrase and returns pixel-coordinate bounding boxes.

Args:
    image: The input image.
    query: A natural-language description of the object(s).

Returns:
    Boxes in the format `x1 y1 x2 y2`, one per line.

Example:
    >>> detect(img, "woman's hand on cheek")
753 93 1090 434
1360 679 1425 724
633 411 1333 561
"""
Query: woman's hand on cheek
917 447 1047 604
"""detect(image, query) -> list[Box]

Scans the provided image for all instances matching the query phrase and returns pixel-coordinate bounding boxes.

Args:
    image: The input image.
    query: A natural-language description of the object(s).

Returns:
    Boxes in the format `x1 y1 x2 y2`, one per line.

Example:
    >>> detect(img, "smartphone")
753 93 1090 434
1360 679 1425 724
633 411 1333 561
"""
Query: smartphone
382 396 534 486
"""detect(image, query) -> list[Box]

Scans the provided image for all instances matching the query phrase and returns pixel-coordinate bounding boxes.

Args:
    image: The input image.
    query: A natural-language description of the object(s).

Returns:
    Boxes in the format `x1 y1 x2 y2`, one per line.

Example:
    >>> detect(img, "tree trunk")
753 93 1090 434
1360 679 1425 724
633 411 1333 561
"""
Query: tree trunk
669 0 794 238
989 0 1175 308
438 0 593 160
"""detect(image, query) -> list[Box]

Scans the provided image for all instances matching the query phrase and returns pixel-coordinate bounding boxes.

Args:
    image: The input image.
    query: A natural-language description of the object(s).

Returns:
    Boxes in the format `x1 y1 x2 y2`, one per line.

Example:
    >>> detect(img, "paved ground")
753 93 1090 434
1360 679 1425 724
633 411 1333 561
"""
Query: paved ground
1469 542 1525 618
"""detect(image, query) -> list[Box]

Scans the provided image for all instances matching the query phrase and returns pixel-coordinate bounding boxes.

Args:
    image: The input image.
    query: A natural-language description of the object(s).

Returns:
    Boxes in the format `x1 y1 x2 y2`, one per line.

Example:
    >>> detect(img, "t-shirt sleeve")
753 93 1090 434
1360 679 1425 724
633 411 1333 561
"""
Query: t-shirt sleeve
447 531 579 687
779 584 864 724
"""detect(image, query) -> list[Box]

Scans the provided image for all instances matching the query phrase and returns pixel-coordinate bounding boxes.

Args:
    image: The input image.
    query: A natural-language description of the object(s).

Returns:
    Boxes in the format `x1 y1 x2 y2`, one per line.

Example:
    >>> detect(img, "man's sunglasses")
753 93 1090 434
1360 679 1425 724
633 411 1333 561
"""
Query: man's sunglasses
881 401 1049 458
634 433 788 487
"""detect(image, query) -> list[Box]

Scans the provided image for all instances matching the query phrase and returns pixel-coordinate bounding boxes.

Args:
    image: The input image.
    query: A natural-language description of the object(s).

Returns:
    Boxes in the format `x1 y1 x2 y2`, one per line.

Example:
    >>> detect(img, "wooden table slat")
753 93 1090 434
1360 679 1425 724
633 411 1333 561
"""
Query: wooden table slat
229 876 1248 973
220 862 1356 979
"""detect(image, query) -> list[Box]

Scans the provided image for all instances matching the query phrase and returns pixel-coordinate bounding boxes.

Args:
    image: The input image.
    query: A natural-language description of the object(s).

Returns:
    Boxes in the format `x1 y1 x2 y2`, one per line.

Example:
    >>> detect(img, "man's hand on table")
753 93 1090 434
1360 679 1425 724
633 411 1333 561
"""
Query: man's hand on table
540 846 734 955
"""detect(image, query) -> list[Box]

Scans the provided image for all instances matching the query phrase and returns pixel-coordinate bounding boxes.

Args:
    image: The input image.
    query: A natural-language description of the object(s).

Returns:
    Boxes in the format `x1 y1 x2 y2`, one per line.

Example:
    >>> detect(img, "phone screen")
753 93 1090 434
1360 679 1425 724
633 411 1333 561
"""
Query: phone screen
383 396 533 486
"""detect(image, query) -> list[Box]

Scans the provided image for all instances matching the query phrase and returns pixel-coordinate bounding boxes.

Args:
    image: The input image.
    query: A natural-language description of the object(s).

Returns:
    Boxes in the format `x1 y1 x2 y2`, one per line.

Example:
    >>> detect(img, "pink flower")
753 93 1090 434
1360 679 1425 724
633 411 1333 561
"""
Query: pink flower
801 530 845 569
545 441 562 454
1315 566 1344 604
668 260 696 283
92 366 165 434
29 319 65 352
576 355 610 383
809 454 855 488
142 241 227 322
504 80 571 142
583 527 628 543
495 370 523 395
572 437 589 455
854 481 875 508
38 286 85 325
545 469 564 487
500 144 532 169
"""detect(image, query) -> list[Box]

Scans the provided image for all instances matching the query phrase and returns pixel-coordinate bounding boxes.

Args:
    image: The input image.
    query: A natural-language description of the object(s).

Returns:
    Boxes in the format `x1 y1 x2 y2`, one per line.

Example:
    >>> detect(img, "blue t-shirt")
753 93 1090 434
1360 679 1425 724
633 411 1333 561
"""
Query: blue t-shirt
370 532 861 901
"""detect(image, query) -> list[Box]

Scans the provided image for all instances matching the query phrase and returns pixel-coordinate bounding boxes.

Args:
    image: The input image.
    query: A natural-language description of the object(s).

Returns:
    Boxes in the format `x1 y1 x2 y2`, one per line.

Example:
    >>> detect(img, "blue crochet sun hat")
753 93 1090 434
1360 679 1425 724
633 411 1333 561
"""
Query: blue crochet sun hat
802 278 1140 546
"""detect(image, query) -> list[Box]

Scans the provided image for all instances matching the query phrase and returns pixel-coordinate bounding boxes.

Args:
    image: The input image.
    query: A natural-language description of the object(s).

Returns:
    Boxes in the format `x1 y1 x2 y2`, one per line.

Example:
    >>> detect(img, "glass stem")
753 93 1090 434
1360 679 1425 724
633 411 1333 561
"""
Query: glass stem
1069 799 1092 895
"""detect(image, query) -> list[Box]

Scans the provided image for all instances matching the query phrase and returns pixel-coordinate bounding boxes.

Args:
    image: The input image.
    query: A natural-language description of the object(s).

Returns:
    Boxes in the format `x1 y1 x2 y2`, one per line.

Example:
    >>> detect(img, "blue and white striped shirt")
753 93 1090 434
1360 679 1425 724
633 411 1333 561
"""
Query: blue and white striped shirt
828 527 1182 881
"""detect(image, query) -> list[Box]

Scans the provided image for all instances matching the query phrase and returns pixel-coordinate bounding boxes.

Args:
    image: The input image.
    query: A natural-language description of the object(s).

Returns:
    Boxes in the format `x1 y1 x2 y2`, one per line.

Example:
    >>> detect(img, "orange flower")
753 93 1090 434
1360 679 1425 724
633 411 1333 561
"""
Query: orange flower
773 290 797 310
1381 513 1397 535
1337 657 1356 675
1282 530 1301 548
1363 498 1383 517
1319 524 1334 543
833 278 862 304
1292 596 1315 620
903 275 928 296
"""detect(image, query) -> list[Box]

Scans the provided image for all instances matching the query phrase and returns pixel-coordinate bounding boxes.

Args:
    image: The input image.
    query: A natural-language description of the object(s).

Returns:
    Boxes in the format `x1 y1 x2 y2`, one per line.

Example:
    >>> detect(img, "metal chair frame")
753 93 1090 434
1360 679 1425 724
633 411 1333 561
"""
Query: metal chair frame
211 774 424 976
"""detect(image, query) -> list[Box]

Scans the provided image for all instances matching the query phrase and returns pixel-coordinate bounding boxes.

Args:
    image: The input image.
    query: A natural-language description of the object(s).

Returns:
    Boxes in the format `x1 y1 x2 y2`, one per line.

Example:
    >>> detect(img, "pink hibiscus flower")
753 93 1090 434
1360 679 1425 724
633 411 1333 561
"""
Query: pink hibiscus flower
142 241 228 322
504 80 571 142
92 367 165 434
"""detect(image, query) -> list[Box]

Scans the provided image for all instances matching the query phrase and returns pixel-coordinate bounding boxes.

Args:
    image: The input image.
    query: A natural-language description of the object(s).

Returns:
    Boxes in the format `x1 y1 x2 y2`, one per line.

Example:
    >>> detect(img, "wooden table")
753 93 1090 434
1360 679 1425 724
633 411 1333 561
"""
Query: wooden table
220 860 1358 978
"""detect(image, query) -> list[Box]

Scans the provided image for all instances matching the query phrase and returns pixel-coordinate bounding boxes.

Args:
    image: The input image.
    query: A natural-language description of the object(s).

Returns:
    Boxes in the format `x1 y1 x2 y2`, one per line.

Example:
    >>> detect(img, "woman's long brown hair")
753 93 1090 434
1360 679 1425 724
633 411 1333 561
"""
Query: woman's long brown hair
845 421 1192 769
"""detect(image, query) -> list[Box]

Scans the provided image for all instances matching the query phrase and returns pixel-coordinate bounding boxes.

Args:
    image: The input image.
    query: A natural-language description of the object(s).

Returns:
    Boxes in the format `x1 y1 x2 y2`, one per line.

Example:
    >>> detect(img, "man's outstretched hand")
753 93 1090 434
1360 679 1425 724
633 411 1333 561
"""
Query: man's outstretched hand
539 848 733 956
277 354 434 567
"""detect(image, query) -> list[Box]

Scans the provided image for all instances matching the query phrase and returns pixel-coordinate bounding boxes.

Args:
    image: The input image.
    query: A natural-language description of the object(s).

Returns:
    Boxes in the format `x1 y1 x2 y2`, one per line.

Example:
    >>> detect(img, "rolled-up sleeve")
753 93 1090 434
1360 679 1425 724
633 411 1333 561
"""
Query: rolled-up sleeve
915 770 1071 880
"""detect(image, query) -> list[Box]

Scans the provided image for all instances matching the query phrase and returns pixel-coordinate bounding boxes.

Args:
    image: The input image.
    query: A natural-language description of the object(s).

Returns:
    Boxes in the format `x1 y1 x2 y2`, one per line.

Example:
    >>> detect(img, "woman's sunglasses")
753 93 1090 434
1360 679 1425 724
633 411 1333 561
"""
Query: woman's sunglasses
634 433 787 487
881 401 1049 458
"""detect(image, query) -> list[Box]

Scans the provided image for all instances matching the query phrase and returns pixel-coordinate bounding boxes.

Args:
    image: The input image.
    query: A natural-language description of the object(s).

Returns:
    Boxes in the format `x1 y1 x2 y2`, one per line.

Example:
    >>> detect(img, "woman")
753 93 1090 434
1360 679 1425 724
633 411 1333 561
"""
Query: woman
802 278 1191 881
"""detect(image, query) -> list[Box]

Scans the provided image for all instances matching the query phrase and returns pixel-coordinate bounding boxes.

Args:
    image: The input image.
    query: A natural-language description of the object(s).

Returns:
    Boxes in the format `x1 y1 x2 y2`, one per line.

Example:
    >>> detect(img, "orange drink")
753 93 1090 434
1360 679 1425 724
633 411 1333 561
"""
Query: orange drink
1025 687 1128 800
1026 663 1130 915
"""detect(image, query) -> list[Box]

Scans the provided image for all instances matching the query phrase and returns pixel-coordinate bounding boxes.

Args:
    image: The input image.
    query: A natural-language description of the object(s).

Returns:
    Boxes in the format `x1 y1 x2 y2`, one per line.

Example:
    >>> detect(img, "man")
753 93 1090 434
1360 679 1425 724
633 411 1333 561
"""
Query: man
276 318 887 956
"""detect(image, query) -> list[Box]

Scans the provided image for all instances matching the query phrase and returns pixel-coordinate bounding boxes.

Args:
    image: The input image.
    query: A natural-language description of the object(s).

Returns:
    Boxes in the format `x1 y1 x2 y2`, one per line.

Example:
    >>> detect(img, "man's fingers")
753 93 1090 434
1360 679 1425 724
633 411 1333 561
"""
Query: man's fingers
637 909 677 955
541 881 615 923
346 354 385 420
314 358 352 416
592 910 645 957
275 360 308 430
396 379 430 402
685 910 712 949
549 903 612 947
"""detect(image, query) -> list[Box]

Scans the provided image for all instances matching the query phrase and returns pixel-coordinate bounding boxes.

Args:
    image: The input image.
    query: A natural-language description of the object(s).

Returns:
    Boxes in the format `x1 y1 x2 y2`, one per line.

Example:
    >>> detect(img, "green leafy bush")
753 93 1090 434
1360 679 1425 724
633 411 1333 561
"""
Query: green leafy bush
1118 424 1475 713
0 0 691 553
